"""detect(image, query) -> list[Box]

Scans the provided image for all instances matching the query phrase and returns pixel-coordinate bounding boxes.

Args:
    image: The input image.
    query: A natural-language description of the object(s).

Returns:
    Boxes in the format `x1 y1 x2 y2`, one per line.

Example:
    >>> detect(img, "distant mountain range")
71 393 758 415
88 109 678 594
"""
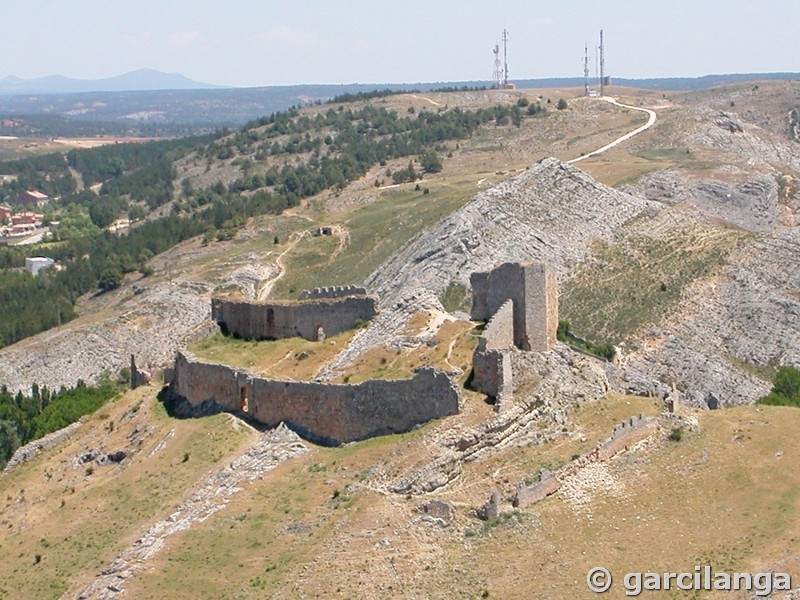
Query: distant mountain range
2 68 799 97
0 69 219 95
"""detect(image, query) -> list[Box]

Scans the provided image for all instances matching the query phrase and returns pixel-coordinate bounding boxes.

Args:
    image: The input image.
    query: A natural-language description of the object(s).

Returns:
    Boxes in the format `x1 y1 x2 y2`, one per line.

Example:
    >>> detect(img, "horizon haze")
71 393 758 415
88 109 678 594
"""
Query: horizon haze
2 0 799 88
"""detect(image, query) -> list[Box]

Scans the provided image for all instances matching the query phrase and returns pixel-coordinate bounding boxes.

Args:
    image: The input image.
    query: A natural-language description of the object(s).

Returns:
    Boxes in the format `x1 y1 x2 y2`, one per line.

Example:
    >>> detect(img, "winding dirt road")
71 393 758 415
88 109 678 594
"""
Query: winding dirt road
567 97 657 164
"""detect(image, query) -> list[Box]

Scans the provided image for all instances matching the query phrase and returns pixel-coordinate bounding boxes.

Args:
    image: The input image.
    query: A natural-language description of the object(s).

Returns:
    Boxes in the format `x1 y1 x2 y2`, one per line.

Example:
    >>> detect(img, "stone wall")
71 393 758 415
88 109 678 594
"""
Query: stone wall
512 413 657 508
597 413 659 461
470 261 557 352
471 299 514 409
171 351 248 412
211 294 377 342
170 352 460 446
476 299 514 352
297 285 367 301
130 354 151 389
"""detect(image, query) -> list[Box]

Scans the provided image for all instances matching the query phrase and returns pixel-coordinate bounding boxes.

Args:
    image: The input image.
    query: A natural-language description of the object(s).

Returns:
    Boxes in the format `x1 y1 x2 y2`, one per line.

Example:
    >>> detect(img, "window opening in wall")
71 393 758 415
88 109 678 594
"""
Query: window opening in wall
239 386 249 412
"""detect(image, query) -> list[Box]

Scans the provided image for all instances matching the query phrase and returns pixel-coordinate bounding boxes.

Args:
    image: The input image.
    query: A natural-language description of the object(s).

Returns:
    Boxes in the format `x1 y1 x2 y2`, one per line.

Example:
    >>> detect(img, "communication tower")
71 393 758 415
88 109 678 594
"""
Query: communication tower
599 29 605 97
492 44 503 89
583 42 590 96
502 29 510 88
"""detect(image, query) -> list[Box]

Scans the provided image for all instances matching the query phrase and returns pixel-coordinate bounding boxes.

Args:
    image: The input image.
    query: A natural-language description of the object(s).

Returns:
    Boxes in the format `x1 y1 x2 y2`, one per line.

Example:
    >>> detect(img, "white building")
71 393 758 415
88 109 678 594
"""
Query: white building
25 256 55 276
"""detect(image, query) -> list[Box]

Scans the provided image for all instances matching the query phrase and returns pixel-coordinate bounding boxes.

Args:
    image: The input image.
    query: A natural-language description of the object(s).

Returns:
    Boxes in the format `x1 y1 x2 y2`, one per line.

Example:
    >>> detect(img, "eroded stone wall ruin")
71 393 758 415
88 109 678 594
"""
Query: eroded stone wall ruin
211 294 377 342
169 351 460 446
513 413 658 508
471 300 514 408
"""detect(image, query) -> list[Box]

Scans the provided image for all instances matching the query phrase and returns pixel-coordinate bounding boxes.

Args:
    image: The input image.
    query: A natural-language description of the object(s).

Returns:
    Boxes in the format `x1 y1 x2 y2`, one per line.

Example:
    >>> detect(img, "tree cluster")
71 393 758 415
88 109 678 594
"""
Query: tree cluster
0 377 122 468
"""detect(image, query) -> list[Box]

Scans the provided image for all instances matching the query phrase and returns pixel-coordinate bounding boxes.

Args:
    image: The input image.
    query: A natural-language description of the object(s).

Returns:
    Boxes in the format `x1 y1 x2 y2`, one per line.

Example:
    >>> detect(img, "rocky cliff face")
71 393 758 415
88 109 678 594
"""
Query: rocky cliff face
620 150 800 405
320 157 660 379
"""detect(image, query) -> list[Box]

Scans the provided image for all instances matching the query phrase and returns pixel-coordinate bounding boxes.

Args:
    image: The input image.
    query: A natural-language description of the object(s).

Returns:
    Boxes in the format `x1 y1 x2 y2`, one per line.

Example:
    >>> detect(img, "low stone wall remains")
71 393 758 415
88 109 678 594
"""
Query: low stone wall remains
169 351 460 446
471 299 514 409
513 413 658 508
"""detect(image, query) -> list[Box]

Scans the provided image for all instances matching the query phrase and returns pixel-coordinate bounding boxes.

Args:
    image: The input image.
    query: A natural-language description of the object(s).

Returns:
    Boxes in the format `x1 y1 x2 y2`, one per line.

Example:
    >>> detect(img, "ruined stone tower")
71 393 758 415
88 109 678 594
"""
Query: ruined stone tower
470 261 558 352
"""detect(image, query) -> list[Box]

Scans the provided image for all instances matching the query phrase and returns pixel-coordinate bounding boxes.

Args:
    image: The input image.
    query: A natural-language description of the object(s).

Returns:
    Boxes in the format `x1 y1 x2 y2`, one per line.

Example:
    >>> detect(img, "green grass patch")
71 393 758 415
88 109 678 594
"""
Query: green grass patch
189 329 358 380
271 182 474 298
757 366 800 407
441 281 471 314
561 225 748 344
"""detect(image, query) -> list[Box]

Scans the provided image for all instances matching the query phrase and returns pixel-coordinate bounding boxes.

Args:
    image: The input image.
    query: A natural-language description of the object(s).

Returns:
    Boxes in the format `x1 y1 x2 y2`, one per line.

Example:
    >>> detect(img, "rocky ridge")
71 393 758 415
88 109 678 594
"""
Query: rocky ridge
366 157 661 302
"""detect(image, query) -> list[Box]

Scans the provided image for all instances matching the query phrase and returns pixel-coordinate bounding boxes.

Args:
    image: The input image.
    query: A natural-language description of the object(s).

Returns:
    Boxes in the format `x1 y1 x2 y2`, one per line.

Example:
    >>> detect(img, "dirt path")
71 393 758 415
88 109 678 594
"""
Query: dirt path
326 224 349 263
409 94 443 107
567 97 657 164
257 231 307 300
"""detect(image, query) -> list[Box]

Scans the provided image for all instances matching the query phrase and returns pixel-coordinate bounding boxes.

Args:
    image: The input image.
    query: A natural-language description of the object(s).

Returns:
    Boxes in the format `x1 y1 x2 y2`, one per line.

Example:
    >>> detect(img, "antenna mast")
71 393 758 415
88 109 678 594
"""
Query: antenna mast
492 44 503 89
599 29 605 97
583 42 590 96
502 29 509 88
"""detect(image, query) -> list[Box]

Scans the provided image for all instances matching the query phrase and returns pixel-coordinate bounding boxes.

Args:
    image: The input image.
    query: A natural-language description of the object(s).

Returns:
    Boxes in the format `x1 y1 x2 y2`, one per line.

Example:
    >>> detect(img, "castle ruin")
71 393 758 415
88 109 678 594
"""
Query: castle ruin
470 261 558 410
166 262 559 444
170 351 459 446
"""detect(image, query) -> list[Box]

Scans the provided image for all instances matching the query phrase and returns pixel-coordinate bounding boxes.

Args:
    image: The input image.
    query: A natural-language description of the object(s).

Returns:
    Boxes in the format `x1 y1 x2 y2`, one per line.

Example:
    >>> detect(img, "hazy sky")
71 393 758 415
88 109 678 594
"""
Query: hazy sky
2 1 798 87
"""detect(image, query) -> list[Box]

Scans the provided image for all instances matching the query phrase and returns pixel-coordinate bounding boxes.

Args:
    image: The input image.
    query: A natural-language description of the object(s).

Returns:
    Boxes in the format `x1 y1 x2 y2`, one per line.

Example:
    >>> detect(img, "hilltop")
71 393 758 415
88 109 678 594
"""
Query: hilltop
0 81 799 598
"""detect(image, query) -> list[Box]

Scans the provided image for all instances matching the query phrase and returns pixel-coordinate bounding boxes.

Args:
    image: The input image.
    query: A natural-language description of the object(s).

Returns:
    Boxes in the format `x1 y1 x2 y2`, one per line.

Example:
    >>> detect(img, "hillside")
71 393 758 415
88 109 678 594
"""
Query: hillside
0 82 799 598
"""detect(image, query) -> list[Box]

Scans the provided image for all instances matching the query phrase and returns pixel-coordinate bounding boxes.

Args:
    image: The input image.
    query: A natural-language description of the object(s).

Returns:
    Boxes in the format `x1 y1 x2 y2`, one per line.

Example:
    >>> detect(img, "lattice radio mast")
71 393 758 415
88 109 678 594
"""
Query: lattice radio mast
492 44 503 89
583 42 590 96
599 29 605 97
502 29 510 88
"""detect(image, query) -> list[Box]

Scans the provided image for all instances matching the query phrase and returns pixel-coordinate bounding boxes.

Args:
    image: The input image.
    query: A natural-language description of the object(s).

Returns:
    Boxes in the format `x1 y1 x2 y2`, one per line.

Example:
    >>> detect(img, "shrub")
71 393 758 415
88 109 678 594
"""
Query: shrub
668 427 684 442
757 366 800 407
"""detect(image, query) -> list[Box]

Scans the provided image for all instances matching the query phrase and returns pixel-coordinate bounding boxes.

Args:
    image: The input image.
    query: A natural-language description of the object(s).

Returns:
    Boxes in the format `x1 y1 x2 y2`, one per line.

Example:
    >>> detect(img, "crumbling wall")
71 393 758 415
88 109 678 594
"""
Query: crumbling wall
477 299 514 352
211 295 377 342
471 299 514 406
297 285 367 301
512 413 657 508
171 351 249 412
513 469 560 507
598 413 659 460
130 354 151 389
470 261 557 352
472 350 512 404
169 352 460 446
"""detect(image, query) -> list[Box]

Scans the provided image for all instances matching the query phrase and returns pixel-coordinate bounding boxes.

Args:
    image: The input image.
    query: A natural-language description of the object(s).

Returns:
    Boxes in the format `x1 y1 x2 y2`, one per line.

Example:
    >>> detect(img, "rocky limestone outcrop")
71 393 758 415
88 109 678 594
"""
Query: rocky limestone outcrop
637 168 781 233
320 157 660 380
621 164 800 406
0 280 215 395
390 344 609 494
366 157 661 304
621 229 800 407
71 423 308 600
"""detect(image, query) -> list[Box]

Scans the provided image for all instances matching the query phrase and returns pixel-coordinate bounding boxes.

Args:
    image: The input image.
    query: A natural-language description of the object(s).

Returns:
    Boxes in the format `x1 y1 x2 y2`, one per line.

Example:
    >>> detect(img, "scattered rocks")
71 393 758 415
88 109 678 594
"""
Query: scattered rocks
419 500 454 526
75 423 308 600
0 280 215 395
3 419 85 474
